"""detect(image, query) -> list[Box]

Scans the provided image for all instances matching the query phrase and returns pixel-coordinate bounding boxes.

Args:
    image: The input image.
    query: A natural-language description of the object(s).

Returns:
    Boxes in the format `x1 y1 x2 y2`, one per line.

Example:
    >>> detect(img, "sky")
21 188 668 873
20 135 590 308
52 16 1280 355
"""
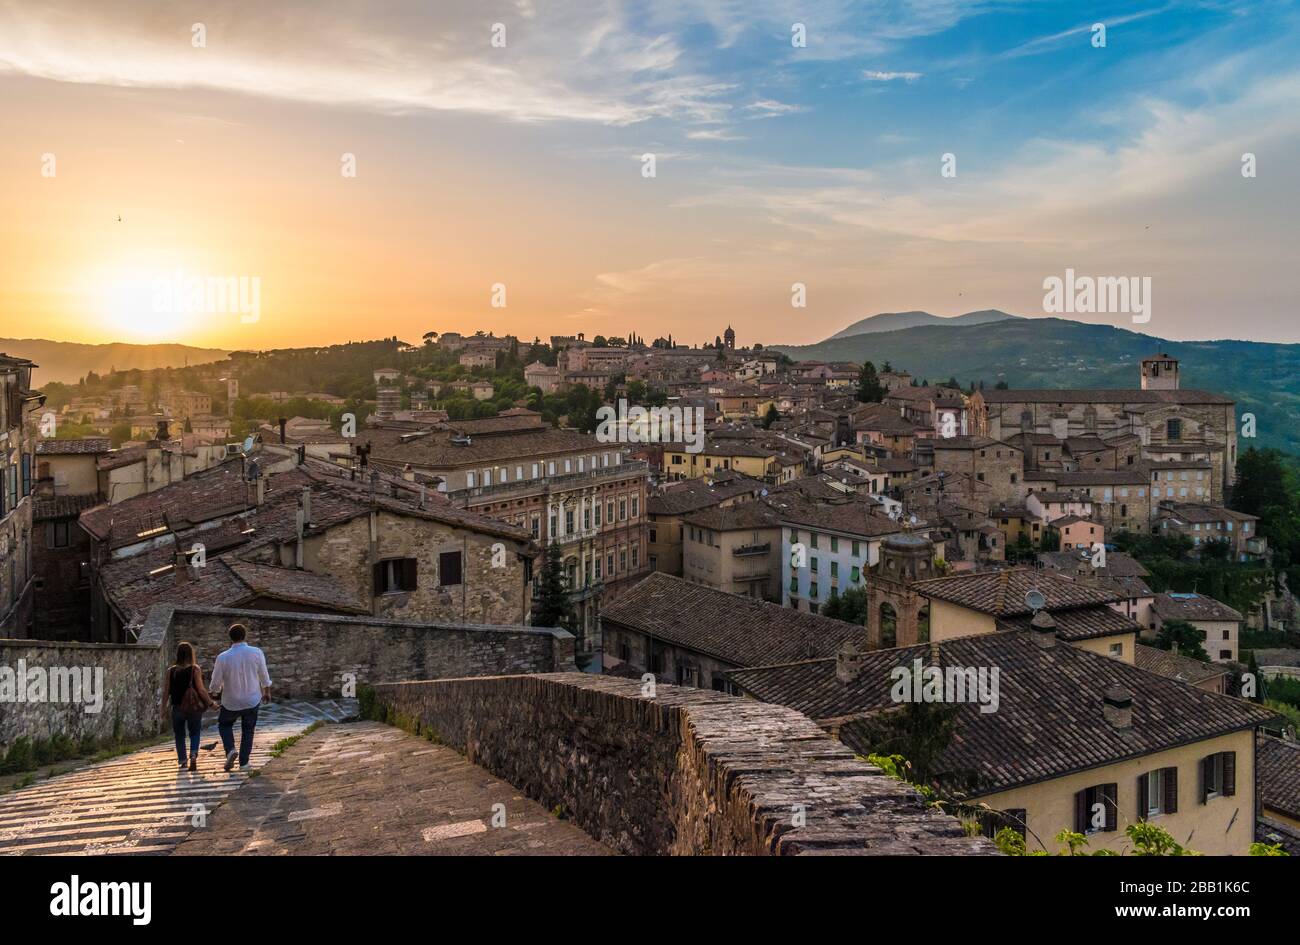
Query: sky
1 0 1297 350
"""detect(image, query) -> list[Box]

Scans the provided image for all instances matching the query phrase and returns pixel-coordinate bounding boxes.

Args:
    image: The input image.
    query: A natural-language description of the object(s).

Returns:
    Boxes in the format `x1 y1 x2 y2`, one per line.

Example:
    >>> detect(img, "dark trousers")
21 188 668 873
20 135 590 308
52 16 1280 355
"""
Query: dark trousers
218 705 260 767
171 707 202 763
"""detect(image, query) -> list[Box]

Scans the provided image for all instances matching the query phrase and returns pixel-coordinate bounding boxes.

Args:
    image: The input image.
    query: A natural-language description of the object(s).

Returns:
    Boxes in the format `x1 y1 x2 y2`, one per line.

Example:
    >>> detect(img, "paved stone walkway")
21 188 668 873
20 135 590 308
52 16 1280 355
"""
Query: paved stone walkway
0 700 356 856
172 721 614 855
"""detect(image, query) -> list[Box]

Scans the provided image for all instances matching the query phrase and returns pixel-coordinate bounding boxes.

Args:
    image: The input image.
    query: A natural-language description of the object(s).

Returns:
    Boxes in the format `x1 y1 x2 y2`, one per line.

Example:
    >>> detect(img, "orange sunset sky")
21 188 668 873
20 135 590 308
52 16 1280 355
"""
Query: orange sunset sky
2 1 1298 351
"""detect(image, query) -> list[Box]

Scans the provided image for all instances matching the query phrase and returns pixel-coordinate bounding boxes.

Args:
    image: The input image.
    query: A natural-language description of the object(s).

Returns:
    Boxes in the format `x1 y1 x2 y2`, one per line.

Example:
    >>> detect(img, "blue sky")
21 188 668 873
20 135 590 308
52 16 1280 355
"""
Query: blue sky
1 0 1297 347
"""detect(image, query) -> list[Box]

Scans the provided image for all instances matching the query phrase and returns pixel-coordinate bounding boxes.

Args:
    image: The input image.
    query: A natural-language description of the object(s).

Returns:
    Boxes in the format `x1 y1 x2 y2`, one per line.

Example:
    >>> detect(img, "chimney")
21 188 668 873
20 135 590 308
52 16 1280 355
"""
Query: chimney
1102 686 1133 729
836 640 865 685
301 486 312 528
297 445 306 465
156 418 170 442
402 463 416 482
1030 609 1057 648
256 477 265 506
278 417 287 444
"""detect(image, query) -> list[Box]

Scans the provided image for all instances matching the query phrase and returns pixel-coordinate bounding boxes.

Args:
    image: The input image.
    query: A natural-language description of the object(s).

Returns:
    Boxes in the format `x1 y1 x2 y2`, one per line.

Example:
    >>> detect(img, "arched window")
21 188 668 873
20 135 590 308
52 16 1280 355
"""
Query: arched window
879 602 897 648
917 605 930 644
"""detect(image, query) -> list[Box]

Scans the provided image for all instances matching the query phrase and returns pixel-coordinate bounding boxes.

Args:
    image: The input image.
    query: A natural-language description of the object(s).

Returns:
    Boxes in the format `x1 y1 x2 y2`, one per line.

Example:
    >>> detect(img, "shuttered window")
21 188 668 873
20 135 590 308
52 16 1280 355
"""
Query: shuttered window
1075 783 1118 833
1199 752 1236 803
1137 767 1178 818
438 550 463 587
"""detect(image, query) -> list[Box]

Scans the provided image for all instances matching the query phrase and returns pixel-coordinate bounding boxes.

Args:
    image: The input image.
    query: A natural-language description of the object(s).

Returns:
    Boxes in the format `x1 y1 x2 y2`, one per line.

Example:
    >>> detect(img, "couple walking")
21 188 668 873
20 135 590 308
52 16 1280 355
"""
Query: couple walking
159 623 273 772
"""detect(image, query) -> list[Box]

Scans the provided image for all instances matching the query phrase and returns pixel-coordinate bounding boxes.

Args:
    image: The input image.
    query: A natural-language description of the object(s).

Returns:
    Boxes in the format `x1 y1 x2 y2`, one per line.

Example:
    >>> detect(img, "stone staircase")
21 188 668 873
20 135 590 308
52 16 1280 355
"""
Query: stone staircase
0 699 357 856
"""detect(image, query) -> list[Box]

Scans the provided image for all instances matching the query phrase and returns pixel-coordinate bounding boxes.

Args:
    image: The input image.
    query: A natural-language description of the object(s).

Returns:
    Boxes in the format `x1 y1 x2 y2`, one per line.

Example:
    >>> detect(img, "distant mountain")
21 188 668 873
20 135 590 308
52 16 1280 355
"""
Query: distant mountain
828 309 1021 340
0 338 231 385
773 317 1300 456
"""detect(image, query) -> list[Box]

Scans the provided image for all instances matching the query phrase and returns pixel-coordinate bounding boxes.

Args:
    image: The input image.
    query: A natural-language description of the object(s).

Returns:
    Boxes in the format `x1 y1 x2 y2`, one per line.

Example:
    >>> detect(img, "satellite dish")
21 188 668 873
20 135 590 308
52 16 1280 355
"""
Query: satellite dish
242 435 255 454
908 513 918 525
1025 588 1047 611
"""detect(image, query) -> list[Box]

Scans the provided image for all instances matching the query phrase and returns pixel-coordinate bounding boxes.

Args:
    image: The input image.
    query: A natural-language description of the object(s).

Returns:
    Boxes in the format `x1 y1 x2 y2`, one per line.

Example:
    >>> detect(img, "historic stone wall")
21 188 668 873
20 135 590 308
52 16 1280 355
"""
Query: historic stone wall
0 605 574 754
0 638 160 754
142 606 574 700
371 673 997 856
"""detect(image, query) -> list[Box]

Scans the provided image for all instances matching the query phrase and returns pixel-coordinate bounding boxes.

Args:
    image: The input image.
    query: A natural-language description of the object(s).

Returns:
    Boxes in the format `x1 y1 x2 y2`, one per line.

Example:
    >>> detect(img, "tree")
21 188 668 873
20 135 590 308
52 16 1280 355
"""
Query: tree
761 403 780 429
531 542 573 630
108 422 133 447
821 587 866 624
1154 619 1209 661
857 360 884 403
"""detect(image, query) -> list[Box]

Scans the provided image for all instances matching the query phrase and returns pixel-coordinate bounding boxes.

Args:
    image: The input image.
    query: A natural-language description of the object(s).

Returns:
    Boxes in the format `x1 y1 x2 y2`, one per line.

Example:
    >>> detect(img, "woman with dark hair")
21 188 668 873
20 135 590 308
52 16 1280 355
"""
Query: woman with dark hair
159 641 217 771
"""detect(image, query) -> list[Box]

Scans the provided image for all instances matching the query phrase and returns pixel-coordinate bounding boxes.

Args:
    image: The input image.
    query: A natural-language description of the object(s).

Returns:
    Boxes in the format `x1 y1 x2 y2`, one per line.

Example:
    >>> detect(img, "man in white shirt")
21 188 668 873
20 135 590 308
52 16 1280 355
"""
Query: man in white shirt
209 623 273 771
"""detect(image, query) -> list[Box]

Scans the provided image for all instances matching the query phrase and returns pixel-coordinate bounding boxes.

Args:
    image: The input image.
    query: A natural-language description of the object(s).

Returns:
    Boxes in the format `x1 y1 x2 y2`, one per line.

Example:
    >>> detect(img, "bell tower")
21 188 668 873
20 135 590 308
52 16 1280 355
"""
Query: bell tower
1140 353 1179 390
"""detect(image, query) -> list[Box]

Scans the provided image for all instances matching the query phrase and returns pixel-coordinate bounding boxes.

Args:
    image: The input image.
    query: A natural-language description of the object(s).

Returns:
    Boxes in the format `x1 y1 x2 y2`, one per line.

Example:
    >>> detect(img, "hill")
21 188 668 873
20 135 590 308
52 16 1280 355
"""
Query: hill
828 308 1021 340
773 317 1300 455
0 338 231 385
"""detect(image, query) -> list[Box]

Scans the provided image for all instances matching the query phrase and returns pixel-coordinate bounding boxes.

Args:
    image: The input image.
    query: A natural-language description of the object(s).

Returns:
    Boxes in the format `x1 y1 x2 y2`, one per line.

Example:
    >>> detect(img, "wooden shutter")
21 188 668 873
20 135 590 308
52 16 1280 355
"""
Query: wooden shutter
1199 756 1211 804
401 558 418 591
1102 783 1118 832
372 561 387 595
1136 773 1149 821
1007 809 1027 839
1163 766 1178 814
1074 789 1089 833
1222 752 1236 797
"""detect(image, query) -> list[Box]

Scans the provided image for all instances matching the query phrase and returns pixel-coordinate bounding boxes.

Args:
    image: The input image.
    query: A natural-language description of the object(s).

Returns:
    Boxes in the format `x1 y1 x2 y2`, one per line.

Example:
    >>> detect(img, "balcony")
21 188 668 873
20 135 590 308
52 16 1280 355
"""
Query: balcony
732 542 771 557
454 460 649 501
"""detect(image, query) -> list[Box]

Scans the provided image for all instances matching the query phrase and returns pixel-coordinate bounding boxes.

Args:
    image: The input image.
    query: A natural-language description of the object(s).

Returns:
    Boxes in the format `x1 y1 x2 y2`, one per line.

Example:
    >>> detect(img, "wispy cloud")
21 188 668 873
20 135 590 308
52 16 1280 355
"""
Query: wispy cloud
862 70 923 82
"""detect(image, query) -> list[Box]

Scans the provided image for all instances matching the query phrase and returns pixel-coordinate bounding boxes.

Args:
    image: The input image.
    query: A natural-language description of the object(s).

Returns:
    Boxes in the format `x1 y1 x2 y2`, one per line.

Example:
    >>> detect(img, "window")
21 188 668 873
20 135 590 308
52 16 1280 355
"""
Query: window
649 528 657 543
619 498 627 521
1074 783 1118 834
373 558 418 594
466 471 476 488
809 581 819 600
1138 767 1179 818
830 536 839 553
547 461 556 476
1199 752 1235 802
483 469 492 486
52 521 71 548
980 808 1026 840
1167 419 1182 441
607 552 615 576
850 565 860 583
516 465 524 480
565 509 574 533
1108 642 1123 659
594 503 602 527
631 497 639 518
852 540 860 557
532 463 540 478
810 533 819 549
830 561 839 578
531 515 540 539
437 551 463 587
631 546 639 568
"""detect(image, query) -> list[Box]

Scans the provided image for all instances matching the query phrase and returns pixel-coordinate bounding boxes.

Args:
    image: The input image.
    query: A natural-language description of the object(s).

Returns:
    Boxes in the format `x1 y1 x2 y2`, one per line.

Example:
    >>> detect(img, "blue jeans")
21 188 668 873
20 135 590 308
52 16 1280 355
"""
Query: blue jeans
218 705 260 767
171 707 202 763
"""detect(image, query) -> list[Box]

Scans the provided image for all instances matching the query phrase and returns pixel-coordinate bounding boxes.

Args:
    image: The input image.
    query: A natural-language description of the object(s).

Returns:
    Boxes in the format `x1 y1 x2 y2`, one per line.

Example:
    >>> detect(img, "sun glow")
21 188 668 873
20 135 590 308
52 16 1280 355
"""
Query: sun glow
86 256 204 343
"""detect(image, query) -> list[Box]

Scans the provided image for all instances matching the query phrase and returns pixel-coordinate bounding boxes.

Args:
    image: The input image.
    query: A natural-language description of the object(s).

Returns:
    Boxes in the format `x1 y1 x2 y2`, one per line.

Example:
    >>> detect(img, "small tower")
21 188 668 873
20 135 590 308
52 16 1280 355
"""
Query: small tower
724 325 735 350
1140 353 1179 390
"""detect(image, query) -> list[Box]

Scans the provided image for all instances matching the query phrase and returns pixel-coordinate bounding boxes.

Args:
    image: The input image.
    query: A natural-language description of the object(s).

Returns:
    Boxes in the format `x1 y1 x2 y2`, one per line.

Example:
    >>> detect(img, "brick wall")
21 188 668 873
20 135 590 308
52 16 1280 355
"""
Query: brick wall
371 673 997 856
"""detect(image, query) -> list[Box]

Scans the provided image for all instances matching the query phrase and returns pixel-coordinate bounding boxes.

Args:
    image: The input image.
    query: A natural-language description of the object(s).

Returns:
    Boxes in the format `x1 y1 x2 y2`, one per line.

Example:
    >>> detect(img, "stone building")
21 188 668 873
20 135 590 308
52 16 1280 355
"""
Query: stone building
1152 592 1242 664
864 531 939 648
681 500 783 601
363 412 650 658
80 459 536 642
971 355 1236 493
926 435 1025 506
0 354 41 637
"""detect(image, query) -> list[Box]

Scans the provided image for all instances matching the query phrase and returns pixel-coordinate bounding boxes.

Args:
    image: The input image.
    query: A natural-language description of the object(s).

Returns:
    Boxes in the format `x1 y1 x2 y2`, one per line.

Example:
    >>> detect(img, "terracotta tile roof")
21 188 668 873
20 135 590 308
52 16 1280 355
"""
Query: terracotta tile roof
646 472 763 516
911 568 1123 616
33 493 103 521
364 426 601 468
225 559 370 614
1134 644 1231 686
35 438 111 455
982 388 1232 405
769 492 913 538
726 630 1277 797
994 605 1138 641
1257 735 1300 821
1152 592 1242 623
601 572 867 669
